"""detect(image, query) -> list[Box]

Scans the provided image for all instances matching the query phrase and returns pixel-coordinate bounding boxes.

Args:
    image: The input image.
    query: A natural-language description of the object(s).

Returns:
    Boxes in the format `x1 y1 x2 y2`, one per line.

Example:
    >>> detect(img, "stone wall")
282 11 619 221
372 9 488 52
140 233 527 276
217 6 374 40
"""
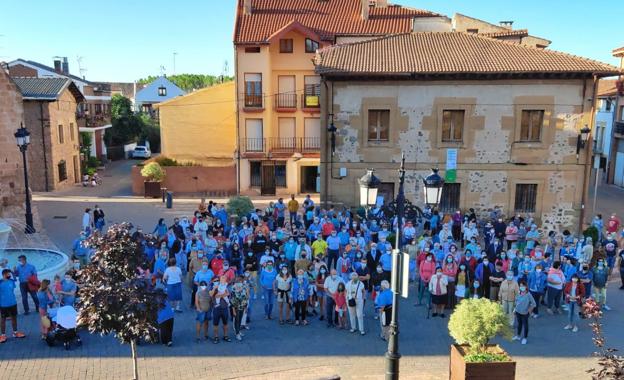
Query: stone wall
131 164 237 196
321 79 592 232
0 69 25 216
23 89 81 191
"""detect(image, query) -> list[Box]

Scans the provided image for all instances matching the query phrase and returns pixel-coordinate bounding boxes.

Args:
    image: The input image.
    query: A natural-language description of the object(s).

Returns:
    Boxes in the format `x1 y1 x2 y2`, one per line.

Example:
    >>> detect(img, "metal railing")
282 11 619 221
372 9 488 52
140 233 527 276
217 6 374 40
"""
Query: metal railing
275 93 297 109
615 121 624 136
240 137 320 154
243 93 264 108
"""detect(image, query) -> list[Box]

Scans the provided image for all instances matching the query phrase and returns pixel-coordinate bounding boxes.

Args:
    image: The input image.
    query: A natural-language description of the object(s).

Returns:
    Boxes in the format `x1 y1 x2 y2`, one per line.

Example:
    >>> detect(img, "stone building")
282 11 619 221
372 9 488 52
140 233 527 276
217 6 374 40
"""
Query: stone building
12 77 84 191
0 66 25 216
315 32 621 232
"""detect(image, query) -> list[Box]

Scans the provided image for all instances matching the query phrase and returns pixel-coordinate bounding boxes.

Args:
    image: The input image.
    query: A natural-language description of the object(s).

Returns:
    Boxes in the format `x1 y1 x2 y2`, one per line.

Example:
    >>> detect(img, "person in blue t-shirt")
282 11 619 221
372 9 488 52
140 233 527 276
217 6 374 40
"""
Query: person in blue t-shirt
0 269 26 342
12 255 39 314
375 280 393 341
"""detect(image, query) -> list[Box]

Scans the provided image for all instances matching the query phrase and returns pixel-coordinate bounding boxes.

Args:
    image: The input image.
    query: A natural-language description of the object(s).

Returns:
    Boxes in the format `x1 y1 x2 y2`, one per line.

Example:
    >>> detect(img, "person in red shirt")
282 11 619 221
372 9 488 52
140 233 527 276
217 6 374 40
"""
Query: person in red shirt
459 250 477 273
417 253 436 306
607 213 621 235
217 261 237 284
210 253 225 275
321 221 335 239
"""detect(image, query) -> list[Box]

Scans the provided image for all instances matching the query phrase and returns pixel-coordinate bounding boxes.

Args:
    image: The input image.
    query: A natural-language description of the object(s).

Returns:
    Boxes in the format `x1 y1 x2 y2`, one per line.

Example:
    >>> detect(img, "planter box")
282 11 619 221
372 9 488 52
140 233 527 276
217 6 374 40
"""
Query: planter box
144 181 162 198
449 344 515 380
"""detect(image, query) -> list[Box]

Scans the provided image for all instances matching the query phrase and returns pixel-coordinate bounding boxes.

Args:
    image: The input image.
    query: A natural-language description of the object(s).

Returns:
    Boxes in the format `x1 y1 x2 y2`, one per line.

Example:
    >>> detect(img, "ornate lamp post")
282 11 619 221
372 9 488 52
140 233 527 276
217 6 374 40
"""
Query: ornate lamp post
15 124 35 233
360 159 444 380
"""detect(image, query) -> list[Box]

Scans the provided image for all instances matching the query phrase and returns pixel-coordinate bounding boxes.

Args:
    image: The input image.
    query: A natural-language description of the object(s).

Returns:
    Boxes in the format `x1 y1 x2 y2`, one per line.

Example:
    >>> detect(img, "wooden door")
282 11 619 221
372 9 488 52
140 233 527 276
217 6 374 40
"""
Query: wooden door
261 161 276 195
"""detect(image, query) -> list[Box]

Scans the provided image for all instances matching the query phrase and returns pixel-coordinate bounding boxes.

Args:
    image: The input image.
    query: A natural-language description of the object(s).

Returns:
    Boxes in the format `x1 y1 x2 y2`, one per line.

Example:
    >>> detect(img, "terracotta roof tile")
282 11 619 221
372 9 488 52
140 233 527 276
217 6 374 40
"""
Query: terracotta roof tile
479 29 528 38
597 79 617 97
234 0 440 44
315 32 622 77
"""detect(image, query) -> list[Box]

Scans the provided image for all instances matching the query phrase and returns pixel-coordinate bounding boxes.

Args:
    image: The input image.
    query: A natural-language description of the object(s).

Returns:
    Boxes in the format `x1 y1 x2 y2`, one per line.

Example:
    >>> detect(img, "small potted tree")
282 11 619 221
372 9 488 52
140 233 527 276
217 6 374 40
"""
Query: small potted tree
448 298 515 380
140 162 165 198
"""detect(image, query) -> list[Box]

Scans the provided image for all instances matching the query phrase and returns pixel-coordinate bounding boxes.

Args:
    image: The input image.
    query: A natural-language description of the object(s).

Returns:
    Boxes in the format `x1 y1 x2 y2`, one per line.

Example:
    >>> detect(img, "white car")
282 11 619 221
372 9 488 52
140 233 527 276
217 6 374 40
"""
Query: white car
132 146 151 159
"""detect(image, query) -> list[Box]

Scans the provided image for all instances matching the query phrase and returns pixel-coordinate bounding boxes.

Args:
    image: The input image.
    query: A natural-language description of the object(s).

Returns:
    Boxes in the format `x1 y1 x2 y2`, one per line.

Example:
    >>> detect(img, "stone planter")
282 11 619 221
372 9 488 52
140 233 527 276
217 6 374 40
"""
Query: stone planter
144 181 162 198
449 344 516 380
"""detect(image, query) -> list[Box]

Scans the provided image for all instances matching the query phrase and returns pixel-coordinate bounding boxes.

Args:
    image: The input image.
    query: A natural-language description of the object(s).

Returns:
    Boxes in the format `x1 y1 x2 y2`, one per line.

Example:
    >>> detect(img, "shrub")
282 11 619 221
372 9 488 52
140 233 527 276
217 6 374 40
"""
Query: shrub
583 226 599 247
140 162 165 182
86 156 101 169
226 196 254 219
85 167 97 176
153 156 179 167
448 298 512 359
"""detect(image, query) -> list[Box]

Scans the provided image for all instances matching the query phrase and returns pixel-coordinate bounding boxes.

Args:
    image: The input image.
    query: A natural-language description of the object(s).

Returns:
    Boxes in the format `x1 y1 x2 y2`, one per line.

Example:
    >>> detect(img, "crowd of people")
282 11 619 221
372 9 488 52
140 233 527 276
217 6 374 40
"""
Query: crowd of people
1 194 623 348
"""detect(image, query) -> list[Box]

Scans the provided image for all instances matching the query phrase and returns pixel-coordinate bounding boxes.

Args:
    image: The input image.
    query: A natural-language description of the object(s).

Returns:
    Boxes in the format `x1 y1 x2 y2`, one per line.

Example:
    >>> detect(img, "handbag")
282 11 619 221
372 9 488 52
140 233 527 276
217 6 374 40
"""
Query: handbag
348 282 359 307
27 274 41 292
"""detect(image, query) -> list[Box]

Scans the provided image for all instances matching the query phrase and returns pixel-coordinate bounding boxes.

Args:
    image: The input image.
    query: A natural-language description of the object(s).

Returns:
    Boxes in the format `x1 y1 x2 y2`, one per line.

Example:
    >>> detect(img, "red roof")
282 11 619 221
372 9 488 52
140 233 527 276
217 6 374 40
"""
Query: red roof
233 0 440 44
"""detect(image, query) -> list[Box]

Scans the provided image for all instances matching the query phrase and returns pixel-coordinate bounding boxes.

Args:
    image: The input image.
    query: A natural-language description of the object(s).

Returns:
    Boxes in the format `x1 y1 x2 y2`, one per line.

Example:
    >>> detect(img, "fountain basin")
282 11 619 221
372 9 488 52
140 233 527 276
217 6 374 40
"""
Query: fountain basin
2 248 70 281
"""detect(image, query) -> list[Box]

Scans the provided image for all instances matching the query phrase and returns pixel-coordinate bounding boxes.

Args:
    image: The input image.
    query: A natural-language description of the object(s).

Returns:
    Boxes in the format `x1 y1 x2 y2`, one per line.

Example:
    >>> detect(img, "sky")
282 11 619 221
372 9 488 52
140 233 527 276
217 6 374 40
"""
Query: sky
1 0 622 83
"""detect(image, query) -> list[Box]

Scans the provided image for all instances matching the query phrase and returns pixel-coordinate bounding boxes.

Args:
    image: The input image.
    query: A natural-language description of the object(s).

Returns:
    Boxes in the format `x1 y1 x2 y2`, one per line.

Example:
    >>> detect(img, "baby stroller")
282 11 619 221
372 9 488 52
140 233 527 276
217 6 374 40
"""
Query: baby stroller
45 306 82 350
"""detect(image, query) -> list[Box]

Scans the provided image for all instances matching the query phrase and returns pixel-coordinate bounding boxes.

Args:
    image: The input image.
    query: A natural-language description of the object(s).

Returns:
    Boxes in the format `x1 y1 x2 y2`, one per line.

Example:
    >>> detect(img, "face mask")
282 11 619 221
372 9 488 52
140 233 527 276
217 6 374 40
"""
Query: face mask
331 275 337 279
465 254 471 258
248 252 253 257
506 275 513 280
282 269 288 274
519 286 526 292
426 257 432 262
218 284 227 292
223 265 229 270
572 279 578 283
200 286 207 291
459 265 466 270
376 267 383 273
447 258 453 263
436 272 442 276
483 261 489 265
65 276 72 281
202 265 208 270
598 262 604 267
536 269 542 273
474 282 480 288
297 275 304 280
320 269 326 274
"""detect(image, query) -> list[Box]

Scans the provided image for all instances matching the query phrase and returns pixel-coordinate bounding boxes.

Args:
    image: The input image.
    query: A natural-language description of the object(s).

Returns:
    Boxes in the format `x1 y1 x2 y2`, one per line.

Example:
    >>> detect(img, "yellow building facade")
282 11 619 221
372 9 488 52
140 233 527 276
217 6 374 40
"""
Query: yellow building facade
157 81 236 166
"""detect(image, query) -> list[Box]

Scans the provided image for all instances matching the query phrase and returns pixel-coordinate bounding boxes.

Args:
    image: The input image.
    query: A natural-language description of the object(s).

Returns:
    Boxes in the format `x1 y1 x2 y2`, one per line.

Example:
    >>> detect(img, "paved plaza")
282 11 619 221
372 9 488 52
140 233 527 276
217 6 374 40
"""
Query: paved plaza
1 160 623 379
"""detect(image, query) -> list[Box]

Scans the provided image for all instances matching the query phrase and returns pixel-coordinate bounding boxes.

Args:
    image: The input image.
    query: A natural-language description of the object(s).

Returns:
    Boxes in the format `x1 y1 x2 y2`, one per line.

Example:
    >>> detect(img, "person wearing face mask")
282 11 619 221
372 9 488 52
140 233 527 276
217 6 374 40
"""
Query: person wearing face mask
194 281 212 342
527 264 547 318
259 261 277 319
292 269 310 326
475 258 494 299
498 271 520 325
455 264 472 303
417 253 436 306
617 248 624 290
230 276 250 341
459 250 477 273
0 269 26 343
276 266 293 324
58 272 77 307
336 249 352 282
12 255 39 315
322 269 344 328
525 225 540 254
218 261 236 284
442 255 458 308
164 258 184 312
592 259 610 310
429 267 448 318
545 261 565 315
375 280 393 340
512 280 536 345
346 272 366 334
210 276 231 343
326 230 341 270
315 265 329 320
563 274 585 332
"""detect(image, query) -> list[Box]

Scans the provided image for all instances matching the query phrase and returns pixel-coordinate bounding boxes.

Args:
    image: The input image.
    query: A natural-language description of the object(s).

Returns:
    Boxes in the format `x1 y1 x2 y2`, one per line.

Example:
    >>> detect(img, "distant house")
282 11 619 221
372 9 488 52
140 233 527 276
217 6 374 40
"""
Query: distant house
12 77 85 191
593 79 617 172
135 76 185 119
608 46 624 187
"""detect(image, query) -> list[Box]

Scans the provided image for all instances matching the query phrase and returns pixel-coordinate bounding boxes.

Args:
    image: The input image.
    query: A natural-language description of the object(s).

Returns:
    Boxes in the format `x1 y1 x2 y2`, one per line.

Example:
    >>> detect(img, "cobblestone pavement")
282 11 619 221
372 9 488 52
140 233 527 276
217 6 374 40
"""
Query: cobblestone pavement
1 160 622 379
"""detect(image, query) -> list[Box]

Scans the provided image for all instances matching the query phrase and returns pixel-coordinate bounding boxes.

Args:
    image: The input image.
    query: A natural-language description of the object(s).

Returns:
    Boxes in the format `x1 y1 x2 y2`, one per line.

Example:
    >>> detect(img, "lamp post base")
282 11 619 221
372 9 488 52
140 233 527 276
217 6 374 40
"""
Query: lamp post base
385 350 401 380
24 212 35 234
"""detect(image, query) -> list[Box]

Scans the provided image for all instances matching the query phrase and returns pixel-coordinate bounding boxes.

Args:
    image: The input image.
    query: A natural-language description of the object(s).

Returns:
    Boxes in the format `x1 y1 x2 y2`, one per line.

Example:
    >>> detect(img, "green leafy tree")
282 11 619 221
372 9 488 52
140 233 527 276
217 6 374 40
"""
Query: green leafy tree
111 94 133 120
78 223 166 380
226 196 254 219
136 74 233 92
448 298 512 357
140 162 166 182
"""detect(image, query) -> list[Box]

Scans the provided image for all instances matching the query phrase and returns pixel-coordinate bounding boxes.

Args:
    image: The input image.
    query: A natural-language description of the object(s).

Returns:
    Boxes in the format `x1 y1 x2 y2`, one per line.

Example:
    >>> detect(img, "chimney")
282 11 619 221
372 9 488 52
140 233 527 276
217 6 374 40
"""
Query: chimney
376 0 388 7
361 0 369 21
499 21 514 29
62 57 69 75
53 59 62 73
243 0 252 15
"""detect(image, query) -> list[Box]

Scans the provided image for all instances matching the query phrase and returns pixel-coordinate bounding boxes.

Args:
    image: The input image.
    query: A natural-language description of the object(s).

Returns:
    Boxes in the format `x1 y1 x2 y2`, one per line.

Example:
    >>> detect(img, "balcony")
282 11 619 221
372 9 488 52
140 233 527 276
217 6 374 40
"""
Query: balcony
615 121 624 137
240 137 320 157
243 93 264 111
76 111 111 128
274 93 297 111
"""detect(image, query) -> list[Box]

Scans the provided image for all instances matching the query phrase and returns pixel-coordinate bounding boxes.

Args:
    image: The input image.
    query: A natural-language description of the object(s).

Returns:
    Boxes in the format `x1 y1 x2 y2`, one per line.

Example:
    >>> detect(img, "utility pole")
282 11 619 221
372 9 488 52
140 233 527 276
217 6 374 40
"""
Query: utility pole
173 52 178 75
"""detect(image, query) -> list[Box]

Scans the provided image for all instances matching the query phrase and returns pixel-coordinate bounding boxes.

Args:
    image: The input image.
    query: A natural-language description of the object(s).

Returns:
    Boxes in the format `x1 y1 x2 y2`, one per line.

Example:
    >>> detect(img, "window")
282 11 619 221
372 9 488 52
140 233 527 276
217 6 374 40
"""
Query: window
620 106 624 121
157 86 167 97
70 123 75 141
514 184 538 213
58 124 64 144
279 39 293 53
368 110 390 142
58 160 67 181
441 110 464 142
94 103 103 114
605 99 612 112
519 110 544 142
275 163 287 187
244 46 261 53
245 119 264 151
439 183 461 212
250 162 261 187
466 28 479 34
305 38 319 53
244 73 262 107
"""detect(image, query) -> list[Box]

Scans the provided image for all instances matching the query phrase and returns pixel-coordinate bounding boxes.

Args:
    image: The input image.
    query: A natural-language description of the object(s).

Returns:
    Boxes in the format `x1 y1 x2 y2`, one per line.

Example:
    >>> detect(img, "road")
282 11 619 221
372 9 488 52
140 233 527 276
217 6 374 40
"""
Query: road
1 159 622 379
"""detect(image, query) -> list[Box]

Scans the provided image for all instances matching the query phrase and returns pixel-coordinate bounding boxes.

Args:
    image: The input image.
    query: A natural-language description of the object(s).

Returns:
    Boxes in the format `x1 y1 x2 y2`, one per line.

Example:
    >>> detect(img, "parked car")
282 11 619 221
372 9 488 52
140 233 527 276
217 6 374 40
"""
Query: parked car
131 146 151 159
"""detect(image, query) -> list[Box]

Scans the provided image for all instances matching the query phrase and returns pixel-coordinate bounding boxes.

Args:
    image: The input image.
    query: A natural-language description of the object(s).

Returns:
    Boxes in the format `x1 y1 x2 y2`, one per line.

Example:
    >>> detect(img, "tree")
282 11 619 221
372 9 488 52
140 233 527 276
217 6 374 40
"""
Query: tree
111 94 133 120
78 223 166 380
136 74 233 92
584 298 624 379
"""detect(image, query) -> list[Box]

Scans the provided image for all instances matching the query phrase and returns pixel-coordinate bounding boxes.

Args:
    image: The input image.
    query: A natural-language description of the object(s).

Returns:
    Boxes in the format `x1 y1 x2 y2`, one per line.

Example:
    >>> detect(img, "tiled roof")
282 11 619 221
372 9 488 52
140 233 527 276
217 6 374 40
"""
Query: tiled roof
597 79 617 97
10 58 90 84
315 32 622 77
12 77 84 102
480 29 528 38
613 46 624 57
233 0 440 44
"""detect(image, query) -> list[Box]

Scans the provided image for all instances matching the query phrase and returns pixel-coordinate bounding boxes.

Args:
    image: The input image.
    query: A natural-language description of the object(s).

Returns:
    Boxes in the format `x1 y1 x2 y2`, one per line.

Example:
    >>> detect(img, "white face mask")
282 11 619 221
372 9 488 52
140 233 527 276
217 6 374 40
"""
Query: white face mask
200 286 207 291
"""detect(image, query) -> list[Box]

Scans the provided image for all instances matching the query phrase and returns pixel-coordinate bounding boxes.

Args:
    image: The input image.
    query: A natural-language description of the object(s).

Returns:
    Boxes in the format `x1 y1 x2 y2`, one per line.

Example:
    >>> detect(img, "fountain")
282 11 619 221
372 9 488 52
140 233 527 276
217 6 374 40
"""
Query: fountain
0 219 69 282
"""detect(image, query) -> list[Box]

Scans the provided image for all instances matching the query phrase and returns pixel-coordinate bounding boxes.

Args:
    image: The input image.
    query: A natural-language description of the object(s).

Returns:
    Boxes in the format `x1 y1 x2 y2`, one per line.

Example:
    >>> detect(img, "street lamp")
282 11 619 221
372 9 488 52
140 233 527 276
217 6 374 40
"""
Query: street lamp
14 123 35 233
576 125 591 155
423 168 445 207
359 159 444 380
358 169 381 208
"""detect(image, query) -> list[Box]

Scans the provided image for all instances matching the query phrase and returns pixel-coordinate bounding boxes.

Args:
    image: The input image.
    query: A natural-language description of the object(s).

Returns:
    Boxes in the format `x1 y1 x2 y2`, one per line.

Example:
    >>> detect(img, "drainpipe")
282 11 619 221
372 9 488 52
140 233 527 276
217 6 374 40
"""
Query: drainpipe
579 75 598 233
234 46 241 195
39 102 50 192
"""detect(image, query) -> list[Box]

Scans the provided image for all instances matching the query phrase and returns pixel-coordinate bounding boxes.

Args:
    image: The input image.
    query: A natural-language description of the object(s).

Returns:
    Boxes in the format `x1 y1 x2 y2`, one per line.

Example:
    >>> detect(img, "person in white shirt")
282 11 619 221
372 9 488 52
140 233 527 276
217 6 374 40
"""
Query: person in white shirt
163 258 183 312
82 208 92 234
345 272 366 335
323 269 344 328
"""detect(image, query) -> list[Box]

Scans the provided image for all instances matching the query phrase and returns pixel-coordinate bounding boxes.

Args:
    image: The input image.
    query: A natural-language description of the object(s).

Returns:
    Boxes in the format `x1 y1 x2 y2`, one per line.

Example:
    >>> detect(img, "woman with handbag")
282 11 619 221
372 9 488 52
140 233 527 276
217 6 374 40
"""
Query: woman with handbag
346 272 366 335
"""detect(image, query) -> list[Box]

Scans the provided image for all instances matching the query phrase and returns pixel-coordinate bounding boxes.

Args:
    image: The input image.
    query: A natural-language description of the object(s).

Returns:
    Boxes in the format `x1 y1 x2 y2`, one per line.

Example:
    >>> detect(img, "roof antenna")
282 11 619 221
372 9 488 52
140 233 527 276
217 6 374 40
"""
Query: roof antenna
76 56 87 80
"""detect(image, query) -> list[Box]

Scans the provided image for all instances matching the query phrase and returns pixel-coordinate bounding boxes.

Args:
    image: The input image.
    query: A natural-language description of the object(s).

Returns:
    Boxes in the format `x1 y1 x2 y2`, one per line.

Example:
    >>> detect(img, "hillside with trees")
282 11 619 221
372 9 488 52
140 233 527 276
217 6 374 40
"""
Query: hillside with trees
137 74 233 92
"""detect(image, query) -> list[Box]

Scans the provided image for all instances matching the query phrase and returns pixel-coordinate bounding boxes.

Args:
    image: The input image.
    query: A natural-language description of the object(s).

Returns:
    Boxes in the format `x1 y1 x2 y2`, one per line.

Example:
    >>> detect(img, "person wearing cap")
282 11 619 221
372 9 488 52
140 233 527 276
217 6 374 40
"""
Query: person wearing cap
346 272 366 335
428 267 448 318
